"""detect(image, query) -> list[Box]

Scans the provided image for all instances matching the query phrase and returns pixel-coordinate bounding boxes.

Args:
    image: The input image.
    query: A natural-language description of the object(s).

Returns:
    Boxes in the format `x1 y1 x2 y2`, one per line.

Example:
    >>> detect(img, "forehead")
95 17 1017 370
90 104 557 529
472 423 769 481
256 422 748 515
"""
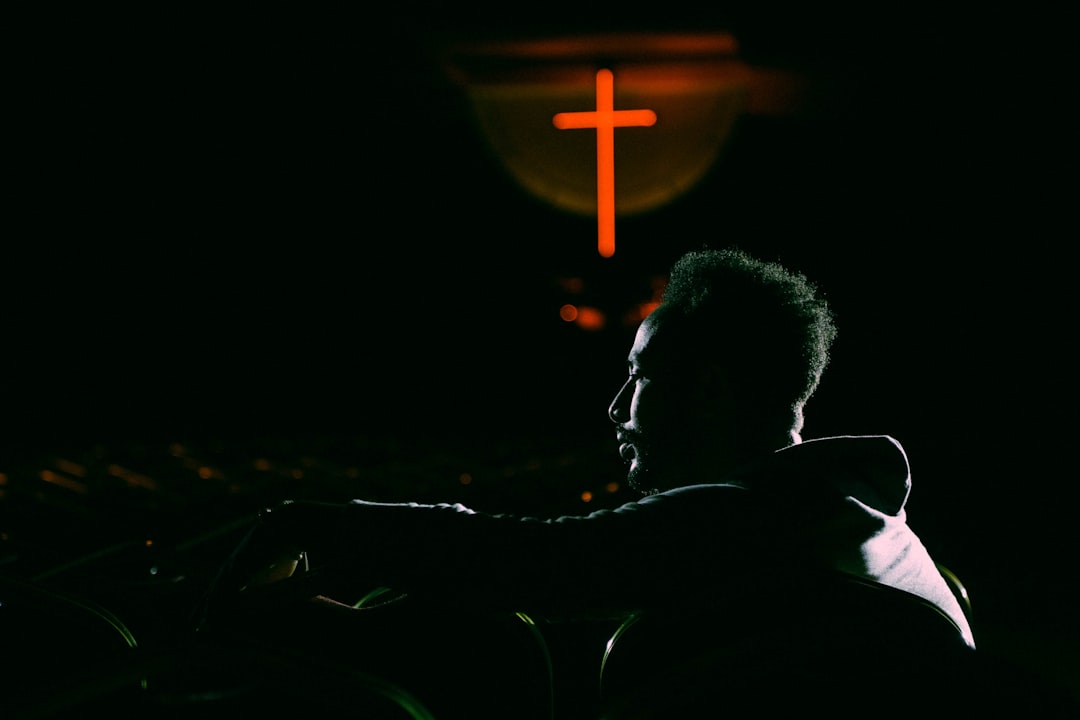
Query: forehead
628 305 687 369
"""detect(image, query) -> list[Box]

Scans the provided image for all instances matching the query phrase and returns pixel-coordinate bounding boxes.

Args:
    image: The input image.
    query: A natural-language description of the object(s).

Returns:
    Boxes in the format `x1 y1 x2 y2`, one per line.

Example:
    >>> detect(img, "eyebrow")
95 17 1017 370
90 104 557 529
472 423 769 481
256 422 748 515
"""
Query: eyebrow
627 352 650 375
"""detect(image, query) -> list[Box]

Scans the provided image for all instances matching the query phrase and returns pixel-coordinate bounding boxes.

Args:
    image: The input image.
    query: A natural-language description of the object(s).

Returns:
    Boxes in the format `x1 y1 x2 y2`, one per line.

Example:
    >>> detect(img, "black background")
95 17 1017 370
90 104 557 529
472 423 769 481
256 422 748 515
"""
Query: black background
5 3 1076 700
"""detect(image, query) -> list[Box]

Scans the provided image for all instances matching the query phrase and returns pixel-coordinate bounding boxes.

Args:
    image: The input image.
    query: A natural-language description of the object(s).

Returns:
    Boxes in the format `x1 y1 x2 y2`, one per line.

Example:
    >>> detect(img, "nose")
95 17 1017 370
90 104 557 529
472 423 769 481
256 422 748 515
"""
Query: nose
608 380 630 423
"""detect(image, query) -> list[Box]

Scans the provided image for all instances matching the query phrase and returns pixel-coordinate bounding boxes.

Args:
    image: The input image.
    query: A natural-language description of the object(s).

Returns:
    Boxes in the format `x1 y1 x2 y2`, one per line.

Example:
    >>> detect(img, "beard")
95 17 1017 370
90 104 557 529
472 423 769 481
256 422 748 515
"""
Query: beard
623 437 665 496
622 425 704 495
627 466 660 496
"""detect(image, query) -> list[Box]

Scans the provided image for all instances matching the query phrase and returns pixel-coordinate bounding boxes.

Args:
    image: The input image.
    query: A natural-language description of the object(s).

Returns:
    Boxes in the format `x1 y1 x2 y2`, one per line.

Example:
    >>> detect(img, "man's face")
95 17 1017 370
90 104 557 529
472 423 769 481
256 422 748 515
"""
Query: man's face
608 305 724 494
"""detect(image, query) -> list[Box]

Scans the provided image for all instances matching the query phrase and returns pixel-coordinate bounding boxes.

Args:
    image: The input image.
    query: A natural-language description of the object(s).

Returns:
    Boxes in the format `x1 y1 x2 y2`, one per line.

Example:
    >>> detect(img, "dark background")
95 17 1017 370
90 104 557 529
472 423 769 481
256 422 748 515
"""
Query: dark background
5 3 1076 703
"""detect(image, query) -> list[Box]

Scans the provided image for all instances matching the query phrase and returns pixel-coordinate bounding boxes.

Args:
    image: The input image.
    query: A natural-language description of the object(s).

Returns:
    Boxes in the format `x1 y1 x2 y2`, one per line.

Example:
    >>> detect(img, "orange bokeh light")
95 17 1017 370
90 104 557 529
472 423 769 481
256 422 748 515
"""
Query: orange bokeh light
558 276 585 293
575 306 606 331
624 300 661 325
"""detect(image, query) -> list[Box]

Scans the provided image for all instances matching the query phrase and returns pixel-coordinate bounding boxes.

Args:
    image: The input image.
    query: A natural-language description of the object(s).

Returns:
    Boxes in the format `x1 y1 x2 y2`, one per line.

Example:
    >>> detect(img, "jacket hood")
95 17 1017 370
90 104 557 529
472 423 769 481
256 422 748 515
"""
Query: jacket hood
734 434 912 518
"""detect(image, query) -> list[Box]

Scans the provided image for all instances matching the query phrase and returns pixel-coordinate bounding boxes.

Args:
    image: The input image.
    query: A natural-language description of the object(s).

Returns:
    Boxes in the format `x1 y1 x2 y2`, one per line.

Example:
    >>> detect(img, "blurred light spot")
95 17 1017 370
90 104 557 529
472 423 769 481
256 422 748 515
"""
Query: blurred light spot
197 467 214 479
606 481 620 493
54 458 87 477
108 464 158 490
560 304 579 322
291 468 304 479
254 458 273 471
459 472 473 485
149 566 159 575
575 306 606 330
0 473 7 486
623 301 660 326
39 469 89 494
145 539 154 547
580 490 594 502
558 277 585 293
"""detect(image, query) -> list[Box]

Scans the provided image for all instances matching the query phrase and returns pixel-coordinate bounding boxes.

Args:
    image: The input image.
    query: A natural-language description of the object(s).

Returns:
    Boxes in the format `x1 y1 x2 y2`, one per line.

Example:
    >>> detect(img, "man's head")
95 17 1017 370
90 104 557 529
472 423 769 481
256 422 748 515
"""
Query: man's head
608 247 837 494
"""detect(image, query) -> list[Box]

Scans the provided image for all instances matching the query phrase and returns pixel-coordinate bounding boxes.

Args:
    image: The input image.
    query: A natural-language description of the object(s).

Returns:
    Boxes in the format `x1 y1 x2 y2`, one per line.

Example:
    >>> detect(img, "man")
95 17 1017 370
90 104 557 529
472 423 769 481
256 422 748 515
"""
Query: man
202 247 976 714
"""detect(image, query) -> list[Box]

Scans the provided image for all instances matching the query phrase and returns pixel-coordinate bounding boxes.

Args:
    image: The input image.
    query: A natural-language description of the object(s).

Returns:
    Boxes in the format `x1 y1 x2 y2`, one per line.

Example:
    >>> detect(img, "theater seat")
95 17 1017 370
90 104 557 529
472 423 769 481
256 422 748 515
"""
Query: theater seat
597 568 981 718
1 574 141 717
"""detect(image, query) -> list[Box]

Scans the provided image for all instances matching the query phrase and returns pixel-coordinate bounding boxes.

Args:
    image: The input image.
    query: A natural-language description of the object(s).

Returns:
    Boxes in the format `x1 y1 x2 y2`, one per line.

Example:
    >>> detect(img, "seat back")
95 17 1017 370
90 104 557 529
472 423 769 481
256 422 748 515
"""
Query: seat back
598 570 977 718
1 574 141 717
937 561 974 627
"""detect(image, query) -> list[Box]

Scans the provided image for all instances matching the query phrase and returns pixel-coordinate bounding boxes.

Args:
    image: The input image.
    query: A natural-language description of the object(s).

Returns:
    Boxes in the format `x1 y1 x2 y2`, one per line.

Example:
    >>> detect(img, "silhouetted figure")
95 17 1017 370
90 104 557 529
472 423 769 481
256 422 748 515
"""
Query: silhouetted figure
197 248 1074 717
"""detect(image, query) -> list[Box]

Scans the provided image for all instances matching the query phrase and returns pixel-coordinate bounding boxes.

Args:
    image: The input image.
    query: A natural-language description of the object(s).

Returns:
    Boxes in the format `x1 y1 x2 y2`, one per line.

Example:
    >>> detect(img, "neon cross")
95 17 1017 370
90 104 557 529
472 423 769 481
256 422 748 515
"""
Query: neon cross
553 68 657 258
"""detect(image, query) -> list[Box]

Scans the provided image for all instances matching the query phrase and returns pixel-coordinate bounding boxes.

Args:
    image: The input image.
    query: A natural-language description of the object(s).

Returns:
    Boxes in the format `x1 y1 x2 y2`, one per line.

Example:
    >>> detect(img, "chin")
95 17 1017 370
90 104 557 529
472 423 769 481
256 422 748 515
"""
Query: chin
629 482 659 497
626 464 661 496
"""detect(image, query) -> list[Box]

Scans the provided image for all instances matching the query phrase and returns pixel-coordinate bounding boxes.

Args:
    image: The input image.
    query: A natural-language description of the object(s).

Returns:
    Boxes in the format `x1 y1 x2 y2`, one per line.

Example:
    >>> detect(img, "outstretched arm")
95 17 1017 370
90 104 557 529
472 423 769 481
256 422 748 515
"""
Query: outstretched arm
200 484 768 624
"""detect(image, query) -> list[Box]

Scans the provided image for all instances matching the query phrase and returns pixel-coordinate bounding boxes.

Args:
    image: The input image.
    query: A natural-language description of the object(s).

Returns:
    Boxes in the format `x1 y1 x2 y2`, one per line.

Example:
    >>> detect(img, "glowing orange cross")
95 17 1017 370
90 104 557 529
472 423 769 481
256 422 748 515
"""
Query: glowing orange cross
553 68 657 258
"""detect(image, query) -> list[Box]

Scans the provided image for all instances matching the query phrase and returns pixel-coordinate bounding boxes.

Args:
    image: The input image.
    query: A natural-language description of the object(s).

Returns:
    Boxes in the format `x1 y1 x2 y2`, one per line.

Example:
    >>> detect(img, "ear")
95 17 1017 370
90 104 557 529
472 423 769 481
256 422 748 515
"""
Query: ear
696 363 734 414
698 363 730 395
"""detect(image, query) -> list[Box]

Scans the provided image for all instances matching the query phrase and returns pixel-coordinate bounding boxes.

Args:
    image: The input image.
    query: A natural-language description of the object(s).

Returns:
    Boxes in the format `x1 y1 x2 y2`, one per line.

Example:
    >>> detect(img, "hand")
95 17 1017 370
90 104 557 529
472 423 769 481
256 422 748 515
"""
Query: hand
192 501 310 632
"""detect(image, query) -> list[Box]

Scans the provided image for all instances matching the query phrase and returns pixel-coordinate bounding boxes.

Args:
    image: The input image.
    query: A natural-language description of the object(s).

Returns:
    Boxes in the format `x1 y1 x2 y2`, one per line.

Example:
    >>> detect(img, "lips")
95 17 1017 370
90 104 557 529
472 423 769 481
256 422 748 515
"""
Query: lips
618 441 636 462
